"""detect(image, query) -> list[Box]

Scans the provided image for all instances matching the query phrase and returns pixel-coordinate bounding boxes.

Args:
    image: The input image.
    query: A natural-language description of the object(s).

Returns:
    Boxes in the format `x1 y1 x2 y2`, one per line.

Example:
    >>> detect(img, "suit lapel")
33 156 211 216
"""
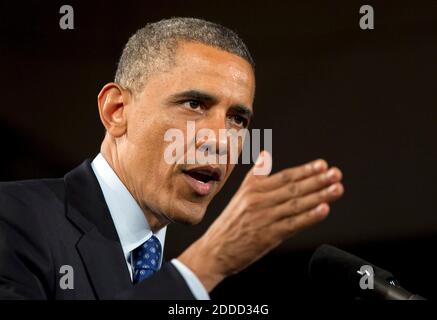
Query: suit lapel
64 160 132 299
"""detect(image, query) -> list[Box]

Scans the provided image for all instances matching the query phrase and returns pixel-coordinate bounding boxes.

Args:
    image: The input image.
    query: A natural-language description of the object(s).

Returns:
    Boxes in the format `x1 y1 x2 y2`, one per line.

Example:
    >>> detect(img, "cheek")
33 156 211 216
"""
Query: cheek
123 119 172 181
127 106 171 154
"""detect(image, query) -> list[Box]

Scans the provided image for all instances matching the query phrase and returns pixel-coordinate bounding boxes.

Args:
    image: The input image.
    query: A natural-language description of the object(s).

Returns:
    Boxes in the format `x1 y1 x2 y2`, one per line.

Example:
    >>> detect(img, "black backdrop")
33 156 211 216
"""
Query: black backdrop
0 0 436 300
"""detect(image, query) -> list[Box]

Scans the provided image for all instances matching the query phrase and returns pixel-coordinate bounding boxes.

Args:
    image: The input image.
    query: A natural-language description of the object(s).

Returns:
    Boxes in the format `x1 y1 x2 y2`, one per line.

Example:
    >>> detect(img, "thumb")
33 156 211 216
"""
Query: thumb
243 150 273 185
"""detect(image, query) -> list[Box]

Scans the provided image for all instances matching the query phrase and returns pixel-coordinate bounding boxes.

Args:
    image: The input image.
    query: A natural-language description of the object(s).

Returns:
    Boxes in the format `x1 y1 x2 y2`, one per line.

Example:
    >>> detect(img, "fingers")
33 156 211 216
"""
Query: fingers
255 167 342 208
296 167 342 196
241 150 273 186
270 182 344 220
273 203 331 238
256 159 328 192
252 150 273 177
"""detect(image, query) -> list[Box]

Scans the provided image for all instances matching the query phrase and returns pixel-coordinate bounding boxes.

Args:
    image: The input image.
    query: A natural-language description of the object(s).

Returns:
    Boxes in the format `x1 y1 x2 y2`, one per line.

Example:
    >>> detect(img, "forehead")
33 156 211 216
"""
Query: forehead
143 41 256 108
175 41 254 82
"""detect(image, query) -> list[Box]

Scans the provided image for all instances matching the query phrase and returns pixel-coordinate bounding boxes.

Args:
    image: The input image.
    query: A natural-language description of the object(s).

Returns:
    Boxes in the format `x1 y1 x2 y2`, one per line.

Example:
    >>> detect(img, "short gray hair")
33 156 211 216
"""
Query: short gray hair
114 17 254 94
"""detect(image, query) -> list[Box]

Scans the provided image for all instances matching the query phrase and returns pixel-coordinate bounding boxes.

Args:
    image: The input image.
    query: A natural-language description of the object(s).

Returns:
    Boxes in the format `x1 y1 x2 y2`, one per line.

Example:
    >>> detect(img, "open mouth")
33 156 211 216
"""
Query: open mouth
182 166 222 196
183 167 222 183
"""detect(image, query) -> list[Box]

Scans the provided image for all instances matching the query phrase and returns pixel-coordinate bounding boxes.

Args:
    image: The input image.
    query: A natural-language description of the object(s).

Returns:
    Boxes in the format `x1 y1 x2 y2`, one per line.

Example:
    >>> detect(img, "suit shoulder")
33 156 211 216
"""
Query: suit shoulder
0 178 66 220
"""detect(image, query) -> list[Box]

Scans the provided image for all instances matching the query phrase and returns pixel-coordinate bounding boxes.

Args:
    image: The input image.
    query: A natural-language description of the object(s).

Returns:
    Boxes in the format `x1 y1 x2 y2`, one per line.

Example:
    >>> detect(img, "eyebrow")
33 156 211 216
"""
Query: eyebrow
230 105 254 121
168 89 254 120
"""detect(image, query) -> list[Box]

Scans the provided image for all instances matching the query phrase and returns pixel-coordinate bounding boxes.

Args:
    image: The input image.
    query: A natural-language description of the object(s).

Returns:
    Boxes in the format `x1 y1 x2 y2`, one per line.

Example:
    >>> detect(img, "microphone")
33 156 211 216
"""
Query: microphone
308 244 426 300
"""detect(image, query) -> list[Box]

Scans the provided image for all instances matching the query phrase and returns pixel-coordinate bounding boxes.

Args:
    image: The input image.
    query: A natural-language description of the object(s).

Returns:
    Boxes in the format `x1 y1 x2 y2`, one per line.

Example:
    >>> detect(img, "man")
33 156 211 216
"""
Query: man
0 18 344 299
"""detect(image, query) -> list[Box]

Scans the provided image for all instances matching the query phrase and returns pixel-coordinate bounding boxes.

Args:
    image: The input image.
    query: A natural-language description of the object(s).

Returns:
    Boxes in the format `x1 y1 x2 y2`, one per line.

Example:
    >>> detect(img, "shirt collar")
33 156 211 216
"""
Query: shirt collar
91 153 166 261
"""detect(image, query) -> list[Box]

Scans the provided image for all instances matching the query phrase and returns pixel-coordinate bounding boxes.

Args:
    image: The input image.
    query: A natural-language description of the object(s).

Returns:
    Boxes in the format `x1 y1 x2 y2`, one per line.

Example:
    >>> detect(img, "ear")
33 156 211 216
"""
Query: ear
97 83 131 137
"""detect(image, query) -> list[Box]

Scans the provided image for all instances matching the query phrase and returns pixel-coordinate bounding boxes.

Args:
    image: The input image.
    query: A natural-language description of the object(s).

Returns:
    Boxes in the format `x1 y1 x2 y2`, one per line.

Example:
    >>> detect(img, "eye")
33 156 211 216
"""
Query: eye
229 115 249 128
183 100 204 111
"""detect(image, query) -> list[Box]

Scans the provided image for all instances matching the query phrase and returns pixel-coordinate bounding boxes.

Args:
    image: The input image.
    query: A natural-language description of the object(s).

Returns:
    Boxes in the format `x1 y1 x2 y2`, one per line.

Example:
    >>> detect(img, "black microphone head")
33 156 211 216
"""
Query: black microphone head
308 244 394 298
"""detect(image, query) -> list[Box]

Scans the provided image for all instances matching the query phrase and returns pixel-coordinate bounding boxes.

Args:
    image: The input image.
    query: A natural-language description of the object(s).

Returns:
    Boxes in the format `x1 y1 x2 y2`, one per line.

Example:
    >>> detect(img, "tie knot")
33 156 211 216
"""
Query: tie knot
131 235 162 283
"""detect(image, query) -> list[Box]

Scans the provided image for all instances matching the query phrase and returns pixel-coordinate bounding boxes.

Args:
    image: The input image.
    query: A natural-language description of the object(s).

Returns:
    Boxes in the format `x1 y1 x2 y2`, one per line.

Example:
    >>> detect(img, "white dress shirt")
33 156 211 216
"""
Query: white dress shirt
91 153 209 300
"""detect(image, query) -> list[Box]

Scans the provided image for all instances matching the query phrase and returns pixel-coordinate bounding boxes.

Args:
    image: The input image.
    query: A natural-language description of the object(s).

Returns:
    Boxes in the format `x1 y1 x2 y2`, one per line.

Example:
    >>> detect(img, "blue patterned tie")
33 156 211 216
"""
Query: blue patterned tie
131 235 162 284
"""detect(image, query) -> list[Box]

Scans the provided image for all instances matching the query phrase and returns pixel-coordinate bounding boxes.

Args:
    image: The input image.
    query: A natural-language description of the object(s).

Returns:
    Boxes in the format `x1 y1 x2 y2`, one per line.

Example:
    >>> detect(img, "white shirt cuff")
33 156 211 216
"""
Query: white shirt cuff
171 259 210 300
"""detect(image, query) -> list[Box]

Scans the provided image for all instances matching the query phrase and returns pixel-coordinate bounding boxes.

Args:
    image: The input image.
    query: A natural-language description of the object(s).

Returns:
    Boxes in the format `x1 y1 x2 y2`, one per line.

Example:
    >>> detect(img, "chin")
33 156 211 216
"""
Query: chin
169 201 208 225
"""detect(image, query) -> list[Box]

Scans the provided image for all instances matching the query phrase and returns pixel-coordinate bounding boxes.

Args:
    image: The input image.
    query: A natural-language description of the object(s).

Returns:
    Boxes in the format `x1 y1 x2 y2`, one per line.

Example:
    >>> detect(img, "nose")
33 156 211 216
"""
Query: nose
194 110 234 165
195 122 228 157
193 110 247 165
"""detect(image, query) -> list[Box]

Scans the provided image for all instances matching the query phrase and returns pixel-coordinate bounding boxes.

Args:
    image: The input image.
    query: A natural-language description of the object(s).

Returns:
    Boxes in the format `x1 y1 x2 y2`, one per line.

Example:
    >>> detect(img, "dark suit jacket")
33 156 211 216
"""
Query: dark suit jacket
0 160 195 300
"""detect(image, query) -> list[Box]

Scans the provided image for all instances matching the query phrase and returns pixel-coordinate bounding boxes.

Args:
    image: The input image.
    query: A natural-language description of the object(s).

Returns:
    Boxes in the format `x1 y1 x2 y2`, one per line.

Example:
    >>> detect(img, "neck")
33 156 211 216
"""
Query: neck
100 136 170 233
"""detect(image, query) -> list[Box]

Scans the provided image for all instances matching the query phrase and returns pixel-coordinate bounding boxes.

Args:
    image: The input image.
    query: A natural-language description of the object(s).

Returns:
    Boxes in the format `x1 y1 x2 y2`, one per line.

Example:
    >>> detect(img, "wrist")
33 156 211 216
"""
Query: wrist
178 238 226 292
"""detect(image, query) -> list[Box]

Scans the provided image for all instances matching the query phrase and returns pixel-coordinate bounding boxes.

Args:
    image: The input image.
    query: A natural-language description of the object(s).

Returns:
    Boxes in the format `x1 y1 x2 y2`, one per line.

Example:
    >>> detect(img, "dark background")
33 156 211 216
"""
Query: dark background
0 0 436 300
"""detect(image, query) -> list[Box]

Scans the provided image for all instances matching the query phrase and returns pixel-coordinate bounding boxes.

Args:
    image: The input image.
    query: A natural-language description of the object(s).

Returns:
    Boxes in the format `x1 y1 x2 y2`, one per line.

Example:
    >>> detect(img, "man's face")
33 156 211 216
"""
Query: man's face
118 41 255 226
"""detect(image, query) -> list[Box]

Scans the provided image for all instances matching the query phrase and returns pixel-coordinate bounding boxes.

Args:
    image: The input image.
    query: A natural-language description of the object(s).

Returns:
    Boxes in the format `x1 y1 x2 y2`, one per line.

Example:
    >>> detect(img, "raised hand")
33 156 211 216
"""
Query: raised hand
178 151 344 292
